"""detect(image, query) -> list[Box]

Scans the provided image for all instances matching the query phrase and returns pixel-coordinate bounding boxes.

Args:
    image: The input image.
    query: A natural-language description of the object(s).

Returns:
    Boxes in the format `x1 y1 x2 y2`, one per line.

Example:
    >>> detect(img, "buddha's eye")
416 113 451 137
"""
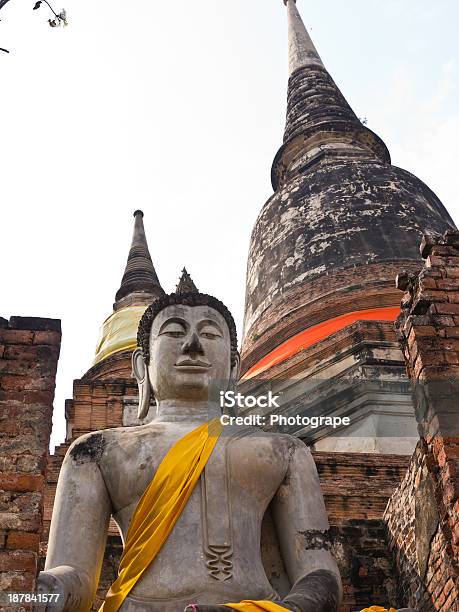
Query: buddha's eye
160 323 186 338
200 326 222 340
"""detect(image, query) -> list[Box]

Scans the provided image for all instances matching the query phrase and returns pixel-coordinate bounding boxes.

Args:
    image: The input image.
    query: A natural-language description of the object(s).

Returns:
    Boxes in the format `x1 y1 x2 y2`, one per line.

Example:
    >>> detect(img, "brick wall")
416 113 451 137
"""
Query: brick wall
384 230 459 611
314 451 409 611
0 317 61 595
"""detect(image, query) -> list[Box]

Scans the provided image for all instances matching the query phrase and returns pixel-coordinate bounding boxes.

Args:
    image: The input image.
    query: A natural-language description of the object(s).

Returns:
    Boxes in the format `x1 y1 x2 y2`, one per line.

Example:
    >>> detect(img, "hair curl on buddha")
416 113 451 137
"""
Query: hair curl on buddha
137 272 238 368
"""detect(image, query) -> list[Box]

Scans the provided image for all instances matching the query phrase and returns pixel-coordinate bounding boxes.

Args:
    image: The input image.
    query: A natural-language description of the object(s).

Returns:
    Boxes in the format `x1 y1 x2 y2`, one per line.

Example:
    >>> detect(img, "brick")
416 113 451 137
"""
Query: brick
0 550 36 572
0 360 35 376
0 456 17 473
437 279 459 291
0 421 19 435
450 518 459 544
444 229 459 242
445 352 459 365
9 317 61 332
0 374 53 392
22 390 55 405
32 331 61 346
15 514 41 533
439 337 459 351
444 577 455 597
6 532 39 552
432 303 459 316
0 473 44 492
0 330 34 345
15 455 42 473
443 595 455 612
433 315 456 327
414 337 449 352
424 269 444 280
448 292 459 304
420 289 448 302
14 492 42 512
410 325 437 338
436 588 446 607
431 245 457 257
416 350 451 369
9 571 35 591
3 344 59 362
0 390 24 404
419 277 439 290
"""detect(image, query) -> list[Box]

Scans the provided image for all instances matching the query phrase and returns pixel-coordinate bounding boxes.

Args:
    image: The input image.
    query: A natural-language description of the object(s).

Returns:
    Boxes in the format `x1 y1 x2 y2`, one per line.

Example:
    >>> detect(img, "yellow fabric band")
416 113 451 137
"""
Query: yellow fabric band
360 608 397 612
224 601 289 611
93 305 147 365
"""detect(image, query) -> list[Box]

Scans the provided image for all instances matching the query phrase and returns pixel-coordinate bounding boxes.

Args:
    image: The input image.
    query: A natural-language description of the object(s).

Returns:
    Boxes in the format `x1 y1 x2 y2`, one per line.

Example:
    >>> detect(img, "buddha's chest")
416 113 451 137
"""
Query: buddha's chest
103 430 287 527
104 431 287 591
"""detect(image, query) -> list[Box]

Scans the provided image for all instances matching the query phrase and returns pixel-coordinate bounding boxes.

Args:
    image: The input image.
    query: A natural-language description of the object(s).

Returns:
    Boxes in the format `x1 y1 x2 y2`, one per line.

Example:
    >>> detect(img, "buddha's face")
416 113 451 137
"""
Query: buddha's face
148 304 233 402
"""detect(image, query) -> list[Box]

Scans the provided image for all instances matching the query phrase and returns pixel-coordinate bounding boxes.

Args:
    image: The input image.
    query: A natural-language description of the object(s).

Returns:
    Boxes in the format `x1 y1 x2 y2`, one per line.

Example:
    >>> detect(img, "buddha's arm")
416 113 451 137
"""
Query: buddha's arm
38 436 112 611
271 437 342 612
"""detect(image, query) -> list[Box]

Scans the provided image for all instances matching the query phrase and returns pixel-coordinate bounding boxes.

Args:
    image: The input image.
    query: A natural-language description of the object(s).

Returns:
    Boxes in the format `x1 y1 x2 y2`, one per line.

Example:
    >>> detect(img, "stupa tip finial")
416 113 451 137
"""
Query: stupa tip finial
285 0 324 74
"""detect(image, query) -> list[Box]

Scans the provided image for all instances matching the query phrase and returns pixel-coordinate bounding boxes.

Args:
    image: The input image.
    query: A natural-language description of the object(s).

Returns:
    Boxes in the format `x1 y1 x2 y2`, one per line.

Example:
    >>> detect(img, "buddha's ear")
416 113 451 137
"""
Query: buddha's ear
230 352 241 386
132 348 151 420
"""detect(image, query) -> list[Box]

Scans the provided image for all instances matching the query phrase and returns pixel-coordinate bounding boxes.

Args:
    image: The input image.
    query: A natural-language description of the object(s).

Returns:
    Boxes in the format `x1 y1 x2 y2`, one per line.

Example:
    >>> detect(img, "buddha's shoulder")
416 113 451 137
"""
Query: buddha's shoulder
66 422 168 465
230 428 309 455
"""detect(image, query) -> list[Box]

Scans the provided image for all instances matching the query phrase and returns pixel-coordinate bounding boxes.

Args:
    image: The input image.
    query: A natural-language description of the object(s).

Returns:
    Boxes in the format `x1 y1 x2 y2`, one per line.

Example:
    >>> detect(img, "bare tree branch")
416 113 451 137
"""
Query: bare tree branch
1 0 68 53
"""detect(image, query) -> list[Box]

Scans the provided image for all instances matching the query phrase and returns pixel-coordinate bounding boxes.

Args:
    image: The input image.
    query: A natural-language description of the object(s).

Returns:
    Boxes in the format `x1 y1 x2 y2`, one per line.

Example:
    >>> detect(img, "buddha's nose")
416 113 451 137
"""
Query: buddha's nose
182 332 204 356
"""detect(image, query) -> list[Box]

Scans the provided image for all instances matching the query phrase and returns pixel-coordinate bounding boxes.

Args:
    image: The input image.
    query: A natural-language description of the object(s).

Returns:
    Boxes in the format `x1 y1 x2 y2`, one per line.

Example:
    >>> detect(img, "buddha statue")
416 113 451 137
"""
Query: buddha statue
38 279 343 612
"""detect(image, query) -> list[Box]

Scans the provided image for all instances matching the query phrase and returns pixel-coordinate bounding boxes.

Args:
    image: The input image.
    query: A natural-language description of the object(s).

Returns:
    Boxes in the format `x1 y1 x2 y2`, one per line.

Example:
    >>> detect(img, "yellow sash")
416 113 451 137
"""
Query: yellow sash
360 608 397 612
223 603 289 611
101 419 288 612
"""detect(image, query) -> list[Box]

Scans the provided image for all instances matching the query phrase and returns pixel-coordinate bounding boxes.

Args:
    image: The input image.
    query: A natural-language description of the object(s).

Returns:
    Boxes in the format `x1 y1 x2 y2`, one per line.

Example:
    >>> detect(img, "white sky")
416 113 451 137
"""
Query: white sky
1 0 458 449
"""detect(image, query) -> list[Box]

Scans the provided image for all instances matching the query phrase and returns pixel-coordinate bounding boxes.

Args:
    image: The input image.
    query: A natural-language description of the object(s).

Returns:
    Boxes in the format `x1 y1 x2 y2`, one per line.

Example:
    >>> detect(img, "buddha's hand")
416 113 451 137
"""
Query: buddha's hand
37 566 84 612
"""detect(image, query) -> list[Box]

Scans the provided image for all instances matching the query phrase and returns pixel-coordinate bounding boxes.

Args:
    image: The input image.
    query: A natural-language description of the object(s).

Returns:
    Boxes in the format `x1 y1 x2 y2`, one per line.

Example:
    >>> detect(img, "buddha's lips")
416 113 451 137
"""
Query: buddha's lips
174 358 211 370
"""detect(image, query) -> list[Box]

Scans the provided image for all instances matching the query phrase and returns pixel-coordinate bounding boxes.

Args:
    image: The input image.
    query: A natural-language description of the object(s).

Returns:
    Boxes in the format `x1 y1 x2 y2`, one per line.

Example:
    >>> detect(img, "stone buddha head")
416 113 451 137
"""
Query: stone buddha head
132 273 240 418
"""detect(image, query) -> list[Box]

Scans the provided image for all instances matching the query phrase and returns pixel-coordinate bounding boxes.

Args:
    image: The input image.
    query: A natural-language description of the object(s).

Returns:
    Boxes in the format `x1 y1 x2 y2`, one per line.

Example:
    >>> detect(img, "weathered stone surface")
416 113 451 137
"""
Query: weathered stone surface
243 161 454 367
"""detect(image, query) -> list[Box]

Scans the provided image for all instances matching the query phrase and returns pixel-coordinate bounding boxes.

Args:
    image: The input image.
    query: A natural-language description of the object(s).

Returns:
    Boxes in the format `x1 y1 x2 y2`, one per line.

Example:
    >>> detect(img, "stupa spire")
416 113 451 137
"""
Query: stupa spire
272 0 390 190
114 210 164 308
284 0 324 74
